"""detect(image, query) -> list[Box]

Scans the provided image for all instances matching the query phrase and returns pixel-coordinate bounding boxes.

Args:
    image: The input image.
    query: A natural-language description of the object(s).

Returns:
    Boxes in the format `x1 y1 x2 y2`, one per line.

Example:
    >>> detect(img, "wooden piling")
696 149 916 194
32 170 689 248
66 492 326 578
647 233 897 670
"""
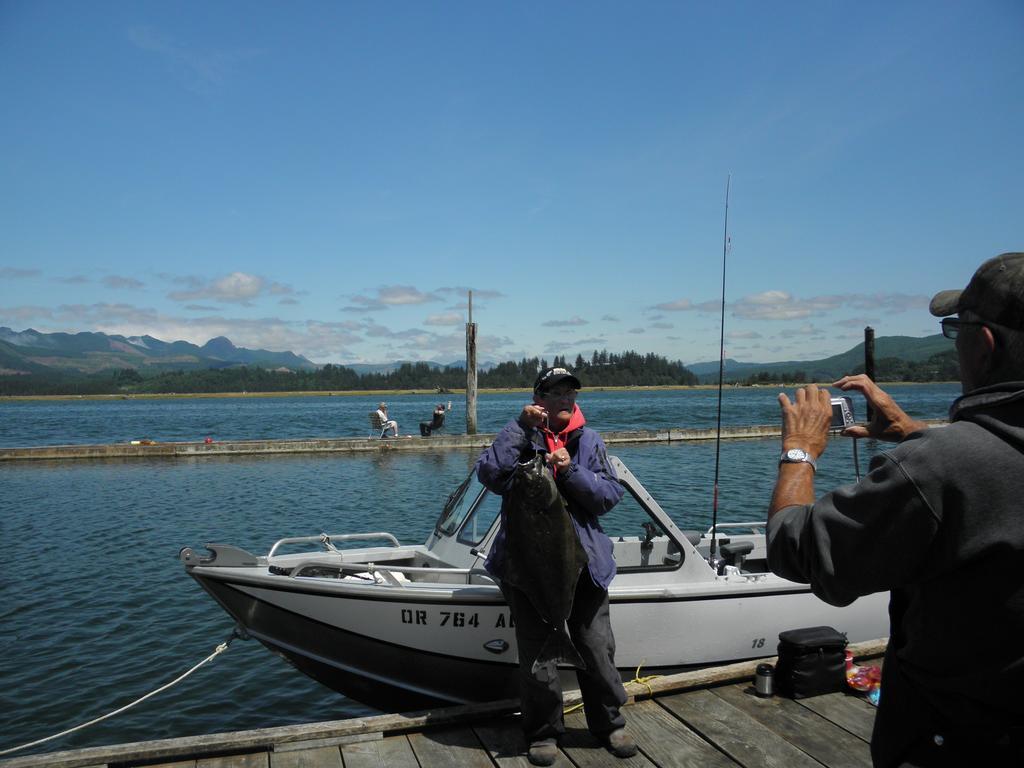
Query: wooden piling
864 326 875 420
465 290 478 435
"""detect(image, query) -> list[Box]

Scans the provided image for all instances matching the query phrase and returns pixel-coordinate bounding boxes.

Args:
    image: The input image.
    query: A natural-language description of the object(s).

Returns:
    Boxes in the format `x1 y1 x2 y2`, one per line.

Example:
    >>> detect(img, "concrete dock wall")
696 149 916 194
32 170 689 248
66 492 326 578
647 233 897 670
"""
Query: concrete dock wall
0 421 945 462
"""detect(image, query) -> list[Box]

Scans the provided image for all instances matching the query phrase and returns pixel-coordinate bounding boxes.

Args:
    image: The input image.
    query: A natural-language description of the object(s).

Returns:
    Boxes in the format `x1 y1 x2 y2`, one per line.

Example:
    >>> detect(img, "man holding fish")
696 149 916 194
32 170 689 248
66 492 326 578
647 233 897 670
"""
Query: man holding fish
475 366 638 765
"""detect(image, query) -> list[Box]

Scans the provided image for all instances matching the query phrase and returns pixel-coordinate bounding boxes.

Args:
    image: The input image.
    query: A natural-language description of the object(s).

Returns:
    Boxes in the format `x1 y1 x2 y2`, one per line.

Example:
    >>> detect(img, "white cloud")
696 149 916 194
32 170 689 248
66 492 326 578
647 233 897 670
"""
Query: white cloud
103 275 144 290
731 291 929 321
834 317 877 328
0 268 41 279
378 285 442 306
651 299 693 312
342 284 442 311
342 295 387 312
167 272 295 305
732 291 841 321
436 286 505 300
127 26 262 92
0 305 54 323
846 293 930 313
424 313 464 326
777 323 823 338
541 316 588 327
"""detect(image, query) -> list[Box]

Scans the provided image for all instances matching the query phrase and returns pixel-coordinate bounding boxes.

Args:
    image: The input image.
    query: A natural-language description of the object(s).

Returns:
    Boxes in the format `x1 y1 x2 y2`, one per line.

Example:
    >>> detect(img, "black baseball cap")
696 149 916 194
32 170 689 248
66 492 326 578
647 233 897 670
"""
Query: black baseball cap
534 366 582 394
930 252 1024 328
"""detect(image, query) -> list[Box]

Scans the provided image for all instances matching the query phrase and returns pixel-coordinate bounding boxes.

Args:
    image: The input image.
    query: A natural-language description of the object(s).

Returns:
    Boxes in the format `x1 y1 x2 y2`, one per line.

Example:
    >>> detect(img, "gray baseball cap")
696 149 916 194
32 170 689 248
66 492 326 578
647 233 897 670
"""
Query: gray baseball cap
929 252 1024 328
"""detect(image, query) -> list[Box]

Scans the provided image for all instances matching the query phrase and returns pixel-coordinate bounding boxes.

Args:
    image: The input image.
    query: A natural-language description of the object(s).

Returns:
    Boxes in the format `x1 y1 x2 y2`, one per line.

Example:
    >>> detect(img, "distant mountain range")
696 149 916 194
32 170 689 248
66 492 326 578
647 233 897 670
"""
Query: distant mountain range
0 326 952 382
687 334 954 383
0 327 317 375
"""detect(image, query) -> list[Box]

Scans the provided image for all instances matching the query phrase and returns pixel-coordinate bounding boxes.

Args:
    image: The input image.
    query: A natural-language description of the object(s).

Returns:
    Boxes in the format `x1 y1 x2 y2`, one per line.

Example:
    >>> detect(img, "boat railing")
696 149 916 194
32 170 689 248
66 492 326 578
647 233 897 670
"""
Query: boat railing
289 559 496 586
268 532 401 559
704 521 767 536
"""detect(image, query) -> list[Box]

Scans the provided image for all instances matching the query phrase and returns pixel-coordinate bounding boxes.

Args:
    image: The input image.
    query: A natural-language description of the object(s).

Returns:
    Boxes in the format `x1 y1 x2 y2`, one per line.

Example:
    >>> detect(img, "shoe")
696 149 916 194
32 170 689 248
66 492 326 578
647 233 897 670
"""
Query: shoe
527 740 558 766
605 728 638 758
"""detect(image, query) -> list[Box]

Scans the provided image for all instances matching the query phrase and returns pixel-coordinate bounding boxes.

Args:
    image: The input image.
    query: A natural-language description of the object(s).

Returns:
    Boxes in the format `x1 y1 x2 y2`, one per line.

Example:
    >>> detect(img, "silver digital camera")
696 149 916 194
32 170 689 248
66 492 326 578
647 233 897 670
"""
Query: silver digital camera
830 396 855 429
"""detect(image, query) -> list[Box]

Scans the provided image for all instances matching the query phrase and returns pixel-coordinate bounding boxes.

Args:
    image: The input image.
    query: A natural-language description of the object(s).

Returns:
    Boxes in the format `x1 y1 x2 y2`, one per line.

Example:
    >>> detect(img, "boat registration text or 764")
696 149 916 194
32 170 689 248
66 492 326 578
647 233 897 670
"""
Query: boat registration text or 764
400 609 515 628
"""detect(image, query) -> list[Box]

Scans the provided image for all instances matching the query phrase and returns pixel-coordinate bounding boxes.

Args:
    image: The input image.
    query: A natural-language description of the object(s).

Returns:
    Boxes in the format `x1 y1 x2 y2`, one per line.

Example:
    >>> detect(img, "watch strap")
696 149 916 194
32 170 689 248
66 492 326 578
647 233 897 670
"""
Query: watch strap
780 448 817 471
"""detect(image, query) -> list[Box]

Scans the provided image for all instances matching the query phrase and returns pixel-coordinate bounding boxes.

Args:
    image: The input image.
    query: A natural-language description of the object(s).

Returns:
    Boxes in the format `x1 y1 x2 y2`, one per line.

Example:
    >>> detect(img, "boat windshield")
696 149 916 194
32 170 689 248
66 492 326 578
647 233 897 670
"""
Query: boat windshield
456 489 502 546
433 473 476 537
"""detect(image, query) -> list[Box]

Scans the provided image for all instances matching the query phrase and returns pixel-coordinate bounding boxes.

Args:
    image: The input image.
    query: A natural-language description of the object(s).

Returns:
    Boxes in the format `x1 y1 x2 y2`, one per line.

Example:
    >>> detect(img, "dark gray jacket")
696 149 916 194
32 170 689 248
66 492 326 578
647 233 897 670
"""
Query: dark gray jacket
767 383 1024 766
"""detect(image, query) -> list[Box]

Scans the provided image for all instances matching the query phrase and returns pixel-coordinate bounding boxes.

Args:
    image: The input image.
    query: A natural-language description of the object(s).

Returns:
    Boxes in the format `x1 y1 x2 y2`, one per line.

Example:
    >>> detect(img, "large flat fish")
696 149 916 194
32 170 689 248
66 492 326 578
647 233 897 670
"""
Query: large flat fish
503 451 589 672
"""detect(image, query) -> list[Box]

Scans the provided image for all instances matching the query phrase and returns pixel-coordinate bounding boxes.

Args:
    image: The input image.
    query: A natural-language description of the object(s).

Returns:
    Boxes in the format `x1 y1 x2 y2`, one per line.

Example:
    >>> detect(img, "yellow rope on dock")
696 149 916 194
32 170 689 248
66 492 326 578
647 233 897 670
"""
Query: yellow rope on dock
562 660 662 715
628 660 662 696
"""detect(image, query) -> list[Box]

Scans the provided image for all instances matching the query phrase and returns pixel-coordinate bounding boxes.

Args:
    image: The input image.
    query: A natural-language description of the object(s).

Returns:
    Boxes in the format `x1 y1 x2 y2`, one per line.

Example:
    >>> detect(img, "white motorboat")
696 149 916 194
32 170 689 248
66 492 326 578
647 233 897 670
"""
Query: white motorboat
180 456 887 710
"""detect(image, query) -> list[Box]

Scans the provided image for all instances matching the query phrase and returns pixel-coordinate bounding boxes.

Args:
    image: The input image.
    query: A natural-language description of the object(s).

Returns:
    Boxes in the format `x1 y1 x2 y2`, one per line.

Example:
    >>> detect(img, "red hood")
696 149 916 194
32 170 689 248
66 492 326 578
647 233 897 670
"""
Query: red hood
540 404 586 458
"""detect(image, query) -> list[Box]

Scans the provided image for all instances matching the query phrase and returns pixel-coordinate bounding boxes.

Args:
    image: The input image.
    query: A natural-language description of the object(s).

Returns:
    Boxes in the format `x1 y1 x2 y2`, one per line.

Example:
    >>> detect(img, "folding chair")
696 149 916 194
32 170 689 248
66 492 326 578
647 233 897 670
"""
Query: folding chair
369 411 389 438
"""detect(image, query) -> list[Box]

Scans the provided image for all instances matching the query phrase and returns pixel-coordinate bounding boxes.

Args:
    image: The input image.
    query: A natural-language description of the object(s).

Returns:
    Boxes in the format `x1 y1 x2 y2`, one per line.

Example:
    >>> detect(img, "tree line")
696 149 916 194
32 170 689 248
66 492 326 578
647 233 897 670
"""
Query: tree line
0 347 960 397
0 350 698 396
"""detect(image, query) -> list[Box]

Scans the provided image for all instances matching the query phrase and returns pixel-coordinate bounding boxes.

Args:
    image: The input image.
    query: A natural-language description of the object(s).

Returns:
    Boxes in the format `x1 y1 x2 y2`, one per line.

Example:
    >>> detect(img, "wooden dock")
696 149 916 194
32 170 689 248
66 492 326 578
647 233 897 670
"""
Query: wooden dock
0 639 886 768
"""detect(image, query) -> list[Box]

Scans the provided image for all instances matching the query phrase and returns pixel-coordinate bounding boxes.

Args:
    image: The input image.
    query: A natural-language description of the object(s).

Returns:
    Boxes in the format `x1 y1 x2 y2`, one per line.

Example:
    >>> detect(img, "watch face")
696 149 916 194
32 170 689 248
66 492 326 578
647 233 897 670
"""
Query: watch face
786 448 807 461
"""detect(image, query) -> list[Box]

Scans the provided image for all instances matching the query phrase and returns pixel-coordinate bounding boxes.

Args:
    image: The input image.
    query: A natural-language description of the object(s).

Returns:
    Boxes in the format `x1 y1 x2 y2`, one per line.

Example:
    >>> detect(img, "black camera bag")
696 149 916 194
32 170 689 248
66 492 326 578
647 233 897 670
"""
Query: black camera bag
774 625 847 698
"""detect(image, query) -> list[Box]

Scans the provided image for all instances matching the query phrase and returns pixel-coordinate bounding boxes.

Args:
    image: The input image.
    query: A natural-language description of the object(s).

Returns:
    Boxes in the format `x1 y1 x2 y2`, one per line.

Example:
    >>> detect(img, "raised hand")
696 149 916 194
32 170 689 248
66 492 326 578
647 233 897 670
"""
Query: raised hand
833 374 928 442
777 384 832 460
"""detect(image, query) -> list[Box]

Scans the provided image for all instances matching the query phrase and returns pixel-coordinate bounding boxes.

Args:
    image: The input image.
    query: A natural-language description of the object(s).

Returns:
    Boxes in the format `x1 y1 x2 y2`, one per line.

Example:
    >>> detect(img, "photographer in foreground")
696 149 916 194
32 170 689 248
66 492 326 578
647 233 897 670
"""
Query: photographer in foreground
766 252 1024 767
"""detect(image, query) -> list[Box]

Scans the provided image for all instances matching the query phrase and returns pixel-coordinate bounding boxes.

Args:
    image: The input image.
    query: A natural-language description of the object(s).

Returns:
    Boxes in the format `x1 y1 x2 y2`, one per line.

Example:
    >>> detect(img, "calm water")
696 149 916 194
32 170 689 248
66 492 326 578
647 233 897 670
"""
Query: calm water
0 384 956 448
0 385 958 756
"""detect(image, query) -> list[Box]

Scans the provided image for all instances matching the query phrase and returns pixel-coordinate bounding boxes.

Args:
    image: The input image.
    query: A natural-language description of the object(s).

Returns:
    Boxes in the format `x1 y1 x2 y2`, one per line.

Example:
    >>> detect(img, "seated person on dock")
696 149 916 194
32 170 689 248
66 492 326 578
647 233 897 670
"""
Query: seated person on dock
765 252 1024 767
419 402 449 437
370 402 398 438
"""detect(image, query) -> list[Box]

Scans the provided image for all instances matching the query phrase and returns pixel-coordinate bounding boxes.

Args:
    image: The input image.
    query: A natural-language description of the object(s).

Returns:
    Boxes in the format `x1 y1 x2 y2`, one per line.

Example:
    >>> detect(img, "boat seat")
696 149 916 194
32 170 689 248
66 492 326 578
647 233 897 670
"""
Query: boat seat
720 540 754 569
683 530 702 546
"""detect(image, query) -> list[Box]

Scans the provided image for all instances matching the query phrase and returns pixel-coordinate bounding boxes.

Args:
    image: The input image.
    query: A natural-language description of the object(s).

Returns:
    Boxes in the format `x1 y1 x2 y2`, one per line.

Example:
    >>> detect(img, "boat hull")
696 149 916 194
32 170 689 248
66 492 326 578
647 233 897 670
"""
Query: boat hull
192 569 888 710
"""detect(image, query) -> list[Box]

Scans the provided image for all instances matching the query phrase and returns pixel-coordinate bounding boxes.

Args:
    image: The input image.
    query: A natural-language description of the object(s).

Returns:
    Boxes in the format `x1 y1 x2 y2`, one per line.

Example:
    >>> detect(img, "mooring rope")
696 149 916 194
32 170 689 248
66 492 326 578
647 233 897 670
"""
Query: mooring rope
562 660 663 715
0 631 238 757
628 660 662 697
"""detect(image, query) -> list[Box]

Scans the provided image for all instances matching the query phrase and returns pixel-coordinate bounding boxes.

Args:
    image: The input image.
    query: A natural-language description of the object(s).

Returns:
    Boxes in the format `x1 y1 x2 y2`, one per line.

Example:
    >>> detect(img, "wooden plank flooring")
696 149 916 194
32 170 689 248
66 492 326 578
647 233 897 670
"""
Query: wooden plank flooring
75 685 876 768
2 651 884 768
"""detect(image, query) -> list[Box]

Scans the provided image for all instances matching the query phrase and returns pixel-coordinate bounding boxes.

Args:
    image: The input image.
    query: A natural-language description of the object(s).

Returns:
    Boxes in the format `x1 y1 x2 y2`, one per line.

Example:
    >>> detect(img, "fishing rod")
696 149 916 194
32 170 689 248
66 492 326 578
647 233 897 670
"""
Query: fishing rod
709 174 730 572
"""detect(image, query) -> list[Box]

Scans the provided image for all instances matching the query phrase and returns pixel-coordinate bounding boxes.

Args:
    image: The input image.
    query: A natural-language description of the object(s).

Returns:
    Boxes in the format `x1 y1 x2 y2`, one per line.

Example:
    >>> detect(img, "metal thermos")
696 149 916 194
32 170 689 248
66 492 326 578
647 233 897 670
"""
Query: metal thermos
754 663 775 697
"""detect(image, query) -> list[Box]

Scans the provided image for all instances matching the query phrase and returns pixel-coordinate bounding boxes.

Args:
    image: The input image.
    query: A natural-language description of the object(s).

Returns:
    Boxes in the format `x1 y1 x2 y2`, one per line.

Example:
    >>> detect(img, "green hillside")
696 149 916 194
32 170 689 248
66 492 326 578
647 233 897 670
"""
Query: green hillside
694 334 956 383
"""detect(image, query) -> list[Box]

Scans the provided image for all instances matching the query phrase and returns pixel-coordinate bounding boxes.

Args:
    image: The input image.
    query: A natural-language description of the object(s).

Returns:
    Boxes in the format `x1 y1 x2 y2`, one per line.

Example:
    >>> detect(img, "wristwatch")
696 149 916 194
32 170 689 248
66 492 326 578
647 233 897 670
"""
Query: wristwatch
780 447 817 471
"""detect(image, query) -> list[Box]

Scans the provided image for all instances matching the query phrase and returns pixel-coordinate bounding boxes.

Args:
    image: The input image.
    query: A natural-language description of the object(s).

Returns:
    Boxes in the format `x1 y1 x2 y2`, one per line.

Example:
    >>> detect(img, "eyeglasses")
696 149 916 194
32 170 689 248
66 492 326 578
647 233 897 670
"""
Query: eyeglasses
540 388 578 400
940 317 985 340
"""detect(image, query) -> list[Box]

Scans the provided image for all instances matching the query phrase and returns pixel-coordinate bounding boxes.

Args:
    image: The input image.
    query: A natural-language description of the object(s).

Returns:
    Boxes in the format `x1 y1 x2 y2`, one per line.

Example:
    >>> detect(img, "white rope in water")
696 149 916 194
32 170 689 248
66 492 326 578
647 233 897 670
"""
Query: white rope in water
0 633 236 757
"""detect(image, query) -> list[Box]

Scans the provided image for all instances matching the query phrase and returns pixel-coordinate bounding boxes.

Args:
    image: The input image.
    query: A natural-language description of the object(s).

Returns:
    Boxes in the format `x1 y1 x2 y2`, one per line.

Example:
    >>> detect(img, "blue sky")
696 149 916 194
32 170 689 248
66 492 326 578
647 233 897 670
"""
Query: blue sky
2 1 1021 367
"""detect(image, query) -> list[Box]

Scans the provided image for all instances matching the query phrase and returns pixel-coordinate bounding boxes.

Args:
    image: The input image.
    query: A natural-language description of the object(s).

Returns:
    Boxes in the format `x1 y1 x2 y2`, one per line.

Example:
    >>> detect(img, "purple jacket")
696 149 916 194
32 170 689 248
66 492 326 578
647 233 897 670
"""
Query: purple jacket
474 417 624 590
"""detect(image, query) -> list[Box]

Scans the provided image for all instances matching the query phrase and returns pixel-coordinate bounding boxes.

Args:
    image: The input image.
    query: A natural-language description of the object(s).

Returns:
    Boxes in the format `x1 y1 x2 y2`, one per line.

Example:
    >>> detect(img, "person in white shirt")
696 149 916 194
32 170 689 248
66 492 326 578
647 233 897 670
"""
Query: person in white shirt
375 402 398 437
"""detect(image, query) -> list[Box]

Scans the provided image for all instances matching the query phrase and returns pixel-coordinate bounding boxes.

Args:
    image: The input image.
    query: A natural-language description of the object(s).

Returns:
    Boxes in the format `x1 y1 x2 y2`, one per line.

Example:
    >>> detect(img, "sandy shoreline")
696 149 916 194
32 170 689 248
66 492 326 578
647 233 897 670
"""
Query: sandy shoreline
0 381 956 403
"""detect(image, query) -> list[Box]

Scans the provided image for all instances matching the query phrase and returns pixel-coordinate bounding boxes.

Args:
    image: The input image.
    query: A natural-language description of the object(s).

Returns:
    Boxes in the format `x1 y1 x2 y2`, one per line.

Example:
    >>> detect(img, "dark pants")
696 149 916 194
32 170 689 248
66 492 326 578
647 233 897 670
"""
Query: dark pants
504 575 627 743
